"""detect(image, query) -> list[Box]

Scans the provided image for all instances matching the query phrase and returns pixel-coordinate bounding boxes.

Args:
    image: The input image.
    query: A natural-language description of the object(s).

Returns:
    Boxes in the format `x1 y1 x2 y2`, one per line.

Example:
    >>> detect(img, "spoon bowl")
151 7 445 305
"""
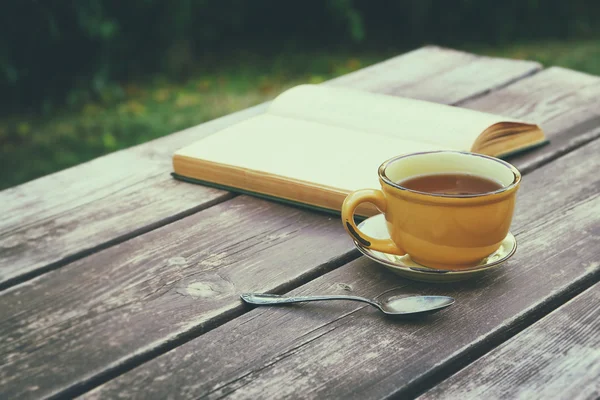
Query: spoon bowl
377 295 455 316
240 293 455 317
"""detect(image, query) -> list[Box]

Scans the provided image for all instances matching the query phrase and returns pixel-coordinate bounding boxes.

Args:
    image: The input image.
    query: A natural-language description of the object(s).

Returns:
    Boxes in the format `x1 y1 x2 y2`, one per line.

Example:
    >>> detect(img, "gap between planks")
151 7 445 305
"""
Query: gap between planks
82 134 600 400
77 65 600 398
33 134 600 400
48 250 362 400
397 265 600 399
4 48 600 398
0 46 541 291
417 282 600 400
0 192 238 292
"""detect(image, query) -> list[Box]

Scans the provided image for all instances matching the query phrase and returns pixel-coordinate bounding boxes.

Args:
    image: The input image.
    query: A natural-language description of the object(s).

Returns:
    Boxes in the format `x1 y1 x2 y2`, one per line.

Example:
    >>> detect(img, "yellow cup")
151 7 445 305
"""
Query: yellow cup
341 151 521 269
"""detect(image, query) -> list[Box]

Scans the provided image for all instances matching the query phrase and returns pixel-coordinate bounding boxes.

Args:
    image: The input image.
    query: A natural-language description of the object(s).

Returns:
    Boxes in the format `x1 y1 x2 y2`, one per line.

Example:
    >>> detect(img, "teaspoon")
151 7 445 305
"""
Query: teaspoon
240 293 455 317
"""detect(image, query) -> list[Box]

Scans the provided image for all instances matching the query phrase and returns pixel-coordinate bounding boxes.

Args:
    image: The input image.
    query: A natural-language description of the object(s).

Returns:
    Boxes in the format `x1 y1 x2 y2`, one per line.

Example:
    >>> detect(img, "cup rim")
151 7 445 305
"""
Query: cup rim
378 150 521 199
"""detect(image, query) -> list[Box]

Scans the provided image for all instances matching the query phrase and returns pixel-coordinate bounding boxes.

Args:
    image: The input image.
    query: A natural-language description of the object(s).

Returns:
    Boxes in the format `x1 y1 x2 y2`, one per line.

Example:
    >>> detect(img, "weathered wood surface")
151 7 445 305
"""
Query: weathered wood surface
0 46 540 290
462 66 600 174
420 283 600 400
86 138 600 399
5 131 600 400
0 104 265 290
328 46 541 104
1 55 599 398
0 196 358 399
380 53 541 104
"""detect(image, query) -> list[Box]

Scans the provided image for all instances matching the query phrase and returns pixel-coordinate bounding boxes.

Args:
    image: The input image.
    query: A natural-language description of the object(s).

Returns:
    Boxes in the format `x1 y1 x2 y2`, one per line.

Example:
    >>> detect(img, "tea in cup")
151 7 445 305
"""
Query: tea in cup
341 151 521 269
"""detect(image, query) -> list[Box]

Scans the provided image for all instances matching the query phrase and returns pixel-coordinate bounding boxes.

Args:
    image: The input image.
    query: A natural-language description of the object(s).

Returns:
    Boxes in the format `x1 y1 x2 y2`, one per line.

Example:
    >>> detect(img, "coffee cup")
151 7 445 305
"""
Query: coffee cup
341 151 521 269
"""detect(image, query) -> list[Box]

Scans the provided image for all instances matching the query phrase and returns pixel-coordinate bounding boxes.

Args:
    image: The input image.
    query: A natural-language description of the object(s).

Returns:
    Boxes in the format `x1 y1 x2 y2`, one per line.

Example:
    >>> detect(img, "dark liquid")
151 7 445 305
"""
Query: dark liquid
399 173 503 195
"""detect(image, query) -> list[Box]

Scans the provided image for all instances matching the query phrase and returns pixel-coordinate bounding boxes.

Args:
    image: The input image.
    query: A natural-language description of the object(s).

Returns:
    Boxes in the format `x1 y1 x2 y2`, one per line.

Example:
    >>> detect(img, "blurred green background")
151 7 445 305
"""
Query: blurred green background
2 1 600 190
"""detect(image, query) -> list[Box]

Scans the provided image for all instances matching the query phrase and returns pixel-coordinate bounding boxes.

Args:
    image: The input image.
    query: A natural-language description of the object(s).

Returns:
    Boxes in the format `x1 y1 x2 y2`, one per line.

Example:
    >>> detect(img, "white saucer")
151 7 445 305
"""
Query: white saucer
354 214 517 283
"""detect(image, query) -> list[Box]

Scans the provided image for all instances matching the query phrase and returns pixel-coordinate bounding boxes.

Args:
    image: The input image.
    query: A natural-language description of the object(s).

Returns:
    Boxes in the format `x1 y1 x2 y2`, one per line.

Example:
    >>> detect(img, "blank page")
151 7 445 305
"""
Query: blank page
175 114 447 191
267 84 523 151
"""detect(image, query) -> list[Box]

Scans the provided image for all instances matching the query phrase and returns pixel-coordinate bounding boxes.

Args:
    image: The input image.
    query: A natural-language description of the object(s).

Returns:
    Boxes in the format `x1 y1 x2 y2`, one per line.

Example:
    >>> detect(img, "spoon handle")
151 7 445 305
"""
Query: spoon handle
241 293 379 308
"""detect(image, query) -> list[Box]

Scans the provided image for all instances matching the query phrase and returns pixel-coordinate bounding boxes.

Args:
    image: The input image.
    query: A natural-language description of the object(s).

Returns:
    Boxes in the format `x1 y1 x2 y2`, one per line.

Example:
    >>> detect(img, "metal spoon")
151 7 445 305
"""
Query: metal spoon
240 293 455 317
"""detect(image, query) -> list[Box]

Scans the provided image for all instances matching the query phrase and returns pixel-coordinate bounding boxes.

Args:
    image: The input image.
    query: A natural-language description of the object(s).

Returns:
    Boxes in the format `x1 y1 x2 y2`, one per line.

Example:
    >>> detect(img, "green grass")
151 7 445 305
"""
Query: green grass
1 39 599 190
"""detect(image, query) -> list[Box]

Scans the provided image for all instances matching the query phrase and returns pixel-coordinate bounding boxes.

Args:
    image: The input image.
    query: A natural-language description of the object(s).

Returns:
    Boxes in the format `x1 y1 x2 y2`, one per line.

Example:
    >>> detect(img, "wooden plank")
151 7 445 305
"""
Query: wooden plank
3 131 600 400
0 196 359 400
0 104 265 290
85 138 600 399
378 53 541 104
419 283 600 400
333 63 600 177
1 58 598 397
327 46 478 90
0 46 540 290
462 66 600 174
327 45 540 104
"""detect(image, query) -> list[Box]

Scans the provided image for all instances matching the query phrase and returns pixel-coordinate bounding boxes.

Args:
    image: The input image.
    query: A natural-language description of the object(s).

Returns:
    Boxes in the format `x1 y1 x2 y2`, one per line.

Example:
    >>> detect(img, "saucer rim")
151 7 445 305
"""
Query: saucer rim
354 217 517 276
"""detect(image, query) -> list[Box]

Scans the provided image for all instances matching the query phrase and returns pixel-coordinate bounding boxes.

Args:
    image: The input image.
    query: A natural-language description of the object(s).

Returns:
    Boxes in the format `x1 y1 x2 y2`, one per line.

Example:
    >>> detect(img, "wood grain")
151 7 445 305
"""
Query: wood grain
0 104 266 289
2 51 596 395
379 52 541 104
85 137 600 399
3 132 599 400
462 66 600 174
326 46 477 90
327 46 541 105
0 196 358 400
0 49 597 398
420 283 600 400
0 46 541 290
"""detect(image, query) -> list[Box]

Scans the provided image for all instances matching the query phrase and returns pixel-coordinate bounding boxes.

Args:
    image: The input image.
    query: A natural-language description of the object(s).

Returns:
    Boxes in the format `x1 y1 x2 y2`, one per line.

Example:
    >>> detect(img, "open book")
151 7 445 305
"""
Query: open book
172 84 546 217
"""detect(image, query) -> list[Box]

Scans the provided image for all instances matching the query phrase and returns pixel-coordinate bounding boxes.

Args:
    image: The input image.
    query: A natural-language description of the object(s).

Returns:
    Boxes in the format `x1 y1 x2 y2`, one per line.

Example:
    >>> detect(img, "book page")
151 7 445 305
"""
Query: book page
175 114 448 191
267 84 525 151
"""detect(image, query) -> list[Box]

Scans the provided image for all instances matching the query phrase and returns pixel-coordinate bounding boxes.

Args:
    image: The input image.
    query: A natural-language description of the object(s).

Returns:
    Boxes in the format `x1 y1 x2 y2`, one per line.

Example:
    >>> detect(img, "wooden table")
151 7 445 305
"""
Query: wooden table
2 46 599 400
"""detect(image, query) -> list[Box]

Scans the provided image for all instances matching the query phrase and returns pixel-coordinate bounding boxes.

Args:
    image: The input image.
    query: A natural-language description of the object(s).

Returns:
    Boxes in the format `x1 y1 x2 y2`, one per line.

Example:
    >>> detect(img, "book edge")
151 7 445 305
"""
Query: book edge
171 172 369 221
172 154 380 217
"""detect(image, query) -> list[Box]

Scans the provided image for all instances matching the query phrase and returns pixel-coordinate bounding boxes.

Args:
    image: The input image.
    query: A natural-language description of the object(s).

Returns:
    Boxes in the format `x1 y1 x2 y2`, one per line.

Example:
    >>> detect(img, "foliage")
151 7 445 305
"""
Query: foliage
1 1 600 189
2 40 600 190
0 51 384 189
1 1 599 114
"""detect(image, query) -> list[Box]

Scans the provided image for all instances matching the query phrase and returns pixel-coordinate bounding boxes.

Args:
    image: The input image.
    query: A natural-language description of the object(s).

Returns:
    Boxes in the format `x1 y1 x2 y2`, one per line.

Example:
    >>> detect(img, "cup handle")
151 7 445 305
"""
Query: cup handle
341 189 405 255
